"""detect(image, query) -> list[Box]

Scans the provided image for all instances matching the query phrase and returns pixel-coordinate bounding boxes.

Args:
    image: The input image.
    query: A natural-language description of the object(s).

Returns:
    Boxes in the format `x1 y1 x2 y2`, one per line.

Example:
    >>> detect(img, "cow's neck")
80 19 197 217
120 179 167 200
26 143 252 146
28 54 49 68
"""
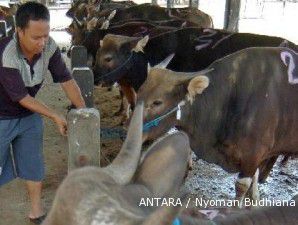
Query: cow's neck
176 70 237 171
123 52 147 91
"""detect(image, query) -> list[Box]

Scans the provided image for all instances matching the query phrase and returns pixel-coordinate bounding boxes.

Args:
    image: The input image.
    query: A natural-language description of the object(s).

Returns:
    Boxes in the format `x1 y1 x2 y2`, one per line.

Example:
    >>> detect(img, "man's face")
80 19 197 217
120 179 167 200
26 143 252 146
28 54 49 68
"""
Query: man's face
17 20 50 56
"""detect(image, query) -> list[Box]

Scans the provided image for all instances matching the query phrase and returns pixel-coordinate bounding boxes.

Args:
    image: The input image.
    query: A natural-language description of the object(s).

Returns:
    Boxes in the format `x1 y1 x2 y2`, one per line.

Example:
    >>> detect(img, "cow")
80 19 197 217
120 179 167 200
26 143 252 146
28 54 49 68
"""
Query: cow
42 102 298 225
69 20 176 60
136 47 298 207
93 28 297 135
42 102 192 225
105 4 213 28
68 3 213 38
66 0 135 20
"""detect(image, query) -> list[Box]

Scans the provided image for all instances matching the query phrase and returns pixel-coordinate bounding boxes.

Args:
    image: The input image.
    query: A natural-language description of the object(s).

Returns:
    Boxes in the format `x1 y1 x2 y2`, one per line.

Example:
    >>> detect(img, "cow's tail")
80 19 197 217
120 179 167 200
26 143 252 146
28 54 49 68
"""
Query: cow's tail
280 49 298 84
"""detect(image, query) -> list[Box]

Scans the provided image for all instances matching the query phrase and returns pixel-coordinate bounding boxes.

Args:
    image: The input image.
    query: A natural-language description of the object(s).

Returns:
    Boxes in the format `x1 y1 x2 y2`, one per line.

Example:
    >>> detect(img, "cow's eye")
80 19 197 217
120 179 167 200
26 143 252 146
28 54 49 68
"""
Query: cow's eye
152 100 162 107
104 56 112 62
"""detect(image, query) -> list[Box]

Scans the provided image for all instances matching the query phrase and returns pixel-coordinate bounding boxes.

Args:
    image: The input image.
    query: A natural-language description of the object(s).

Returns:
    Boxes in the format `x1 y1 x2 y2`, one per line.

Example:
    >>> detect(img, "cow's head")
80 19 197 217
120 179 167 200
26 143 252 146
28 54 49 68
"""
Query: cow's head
138 57 210 142
93 34 149 85
67 17 87 46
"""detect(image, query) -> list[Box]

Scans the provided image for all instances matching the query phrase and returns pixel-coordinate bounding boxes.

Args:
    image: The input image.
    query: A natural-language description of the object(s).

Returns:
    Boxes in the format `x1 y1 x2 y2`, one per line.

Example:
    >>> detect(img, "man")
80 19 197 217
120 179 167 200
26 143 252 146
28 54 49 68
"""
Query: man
0 2 85 224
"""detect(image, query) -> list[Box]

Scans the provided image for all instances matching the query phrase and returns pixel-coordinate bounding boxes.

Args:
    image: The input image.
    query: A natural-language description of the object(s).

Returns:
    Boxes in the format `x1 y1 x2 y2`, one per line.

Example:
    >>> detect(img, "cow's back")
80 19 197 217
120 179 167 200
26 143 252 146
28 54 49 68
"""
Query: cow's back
145 28 297 72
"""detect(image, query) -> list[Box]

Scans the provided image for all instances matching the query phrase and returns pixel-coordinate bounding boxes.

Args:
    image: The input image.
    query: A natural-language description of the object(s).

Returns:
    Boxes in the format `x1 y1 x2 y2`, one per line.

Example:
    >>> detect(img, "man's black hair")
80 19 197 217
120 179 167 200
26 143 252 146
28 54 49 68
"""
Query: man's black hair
15 2 50 29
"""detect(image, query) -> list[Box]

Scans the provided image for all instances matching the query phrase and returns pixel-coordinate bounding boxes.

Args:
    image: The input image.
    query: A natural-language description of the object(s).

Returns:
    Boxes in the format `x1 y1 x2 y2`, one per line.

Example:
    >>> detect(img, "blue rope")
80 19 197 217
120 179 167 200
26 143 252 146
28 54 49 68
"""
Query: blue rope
143 105 179 132
172 218 181 225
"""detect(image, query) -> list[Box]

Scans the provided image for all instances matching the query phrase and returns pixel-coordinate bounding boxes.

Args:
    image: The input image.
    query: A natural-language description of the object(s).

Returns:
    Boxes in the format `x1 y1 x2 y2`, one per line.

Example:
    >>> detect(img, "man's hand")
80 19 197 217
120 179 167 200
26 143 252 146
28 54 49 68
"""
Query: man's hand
53 114 67 136
19 95 68 136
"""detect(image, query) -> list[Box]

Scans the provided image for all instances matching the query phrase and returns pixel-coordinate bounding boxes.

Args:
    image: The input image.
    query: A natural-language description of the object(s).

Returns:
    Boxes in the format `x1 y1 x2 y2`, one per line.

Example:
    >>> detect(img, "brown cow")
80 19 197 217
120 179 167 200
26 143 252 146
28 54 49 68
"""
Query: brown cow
137 47 298 207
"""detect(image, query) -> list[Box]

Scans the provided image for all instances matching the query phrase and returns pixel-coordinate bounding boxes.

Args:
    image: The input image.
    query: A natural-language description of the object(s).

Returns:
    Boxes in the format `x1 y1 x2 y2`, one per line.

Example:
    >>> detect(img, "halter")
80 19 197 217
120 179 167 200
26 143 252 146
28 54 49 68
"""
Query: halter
99 52 135 83
143 101 185 132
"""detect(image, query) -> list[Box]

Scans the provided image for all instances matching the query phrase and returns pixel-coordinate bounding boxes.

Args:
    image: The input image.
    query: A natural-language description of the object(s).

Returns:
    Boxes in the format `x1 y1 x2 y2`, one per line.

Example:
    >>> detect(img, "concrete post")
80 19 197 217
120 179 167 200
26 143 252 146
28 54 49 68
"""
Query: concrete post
72 67 94 108
67 108 100 171
70 45 88 69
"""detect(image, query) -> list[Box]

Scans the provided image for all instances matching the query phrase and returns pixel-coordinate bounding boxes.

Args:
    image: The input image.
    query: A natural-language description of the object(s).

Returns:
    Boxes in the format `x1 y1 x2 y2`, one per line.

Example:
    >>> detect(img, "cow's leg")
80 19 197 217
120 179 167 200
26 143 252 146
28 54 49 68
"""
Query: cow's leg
134 132 190 197
121 84 136 111
235 141 268 207
235 175 252 208
114 89 125 116
258 156 278 183
250 168 260 201
119 82 137 124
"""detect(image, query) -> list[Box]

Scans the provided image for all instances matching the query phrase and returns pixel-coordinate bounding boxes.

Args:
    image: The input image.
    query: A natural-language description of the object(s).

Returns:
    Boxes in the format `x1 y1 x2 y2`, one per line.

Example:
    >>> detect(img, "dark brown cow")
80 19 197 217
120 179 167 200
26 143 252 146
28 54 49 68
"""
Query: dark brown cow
66 0 135 20
137 47 298 206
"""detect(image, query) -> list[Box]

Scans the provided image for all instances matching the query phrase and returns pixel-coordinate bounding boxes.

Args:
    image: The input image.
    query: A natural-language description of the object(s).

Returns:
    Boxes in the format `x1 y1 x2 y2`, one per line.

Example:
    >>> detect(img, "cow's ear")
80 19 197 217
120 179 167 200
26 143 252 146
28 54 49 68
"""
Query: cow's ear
65 27 73 35
100 20 109 29
132 35 149 52
187 76 209 104
87 17 98 31
108 10 116 21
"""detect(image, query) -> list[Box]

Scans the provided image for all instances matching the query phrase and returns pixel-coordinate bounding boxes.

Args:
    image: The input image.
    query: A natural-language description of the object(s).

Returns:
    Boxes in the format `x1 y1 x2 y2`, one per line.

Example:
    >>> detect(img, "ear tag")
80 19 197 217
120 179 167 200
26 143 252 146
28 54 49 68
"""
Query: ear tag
176 100 185 120
176 106 181 120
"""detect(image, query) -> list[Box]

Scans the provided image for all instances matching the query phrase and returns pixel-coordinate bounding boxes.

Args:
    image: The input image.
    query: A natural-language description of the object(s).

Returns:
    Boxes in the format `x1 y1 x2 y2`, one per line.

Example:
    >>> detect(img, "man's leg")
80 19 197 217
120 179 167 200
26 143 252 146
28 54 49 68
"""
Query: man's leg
12 113 45 219
26 180 44 218
0 119 18 186
0 144 15 186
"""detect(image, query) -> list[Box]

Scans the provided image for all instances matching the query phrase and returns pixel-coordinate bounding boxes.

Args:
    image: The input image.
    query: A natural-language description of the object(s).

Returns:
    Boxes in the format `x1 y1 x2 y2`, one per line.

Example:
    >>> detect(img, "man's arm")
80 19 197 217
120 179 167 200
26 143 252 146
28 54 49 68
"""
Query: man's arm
19 95 67 136
60 79 86 108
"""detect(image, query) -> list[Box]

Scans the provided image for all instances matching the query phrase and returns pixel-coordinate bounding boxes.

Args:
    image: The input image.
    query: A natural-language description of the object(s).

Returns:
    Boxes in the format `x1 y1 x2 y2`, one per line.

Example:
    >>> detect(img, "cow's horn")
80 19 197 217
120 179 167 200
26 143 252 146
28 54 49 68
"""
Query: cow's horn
102 102 143 185
171 68 214 84
100 20 109 30
154 53 175 69
73 16 83 28
108 10 116 21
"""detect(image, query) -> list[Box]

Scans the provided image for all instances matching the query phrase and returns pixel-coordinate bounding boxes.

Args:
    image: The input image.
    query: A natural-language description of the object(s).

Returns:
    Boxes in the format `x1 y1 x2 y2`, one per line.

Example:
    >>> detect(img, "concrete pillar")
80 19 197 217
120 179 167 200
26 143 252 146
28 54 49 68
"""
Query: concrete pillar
71 45 88 69
67 108 100 171
72 67 94 108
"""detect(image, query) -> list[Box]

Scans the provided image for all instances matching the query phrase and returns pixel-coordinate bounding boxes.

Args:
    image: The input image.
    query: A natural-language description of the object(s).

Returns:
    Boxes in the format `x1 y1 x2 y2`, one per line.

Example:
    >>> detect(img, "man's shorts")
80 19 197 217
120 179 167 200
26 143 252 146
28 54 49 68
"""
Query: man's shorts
0 113 44 186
